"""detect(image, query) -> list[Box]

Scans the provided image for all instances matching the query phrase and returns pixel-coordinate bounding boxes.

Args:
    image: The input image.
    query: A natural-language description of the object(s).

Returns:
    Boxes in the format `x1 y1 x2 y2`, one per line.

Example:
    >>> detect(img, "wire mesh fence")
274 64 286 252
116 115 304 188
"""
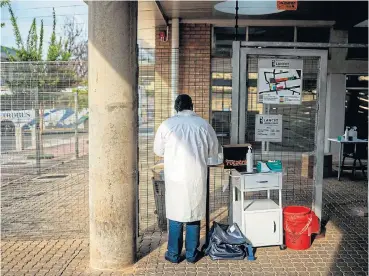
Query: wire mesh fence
1 49 323 239
1 61 89 239
137 48 323 235
138 48 231 234
242 55 320 206
209 51 233 223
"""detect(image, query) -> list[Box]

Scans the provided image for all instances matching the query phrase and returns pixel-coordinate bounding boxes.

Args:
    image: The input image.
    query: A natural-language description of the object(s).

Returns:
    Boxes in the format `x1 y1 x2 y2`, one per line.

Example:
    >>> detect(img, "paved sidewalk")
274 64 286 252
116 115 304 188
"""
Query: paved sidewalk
1 174 368 275
1 134 88 184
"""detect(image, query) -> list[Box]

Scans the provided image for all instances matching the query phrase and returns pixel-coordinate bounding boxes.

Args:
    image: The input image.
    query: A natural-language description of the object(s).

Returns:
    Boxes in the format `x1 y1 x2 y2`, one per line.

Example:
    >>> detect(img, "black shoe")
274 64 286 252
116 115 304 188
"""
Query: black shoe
187 250 204 264
165 254 181 264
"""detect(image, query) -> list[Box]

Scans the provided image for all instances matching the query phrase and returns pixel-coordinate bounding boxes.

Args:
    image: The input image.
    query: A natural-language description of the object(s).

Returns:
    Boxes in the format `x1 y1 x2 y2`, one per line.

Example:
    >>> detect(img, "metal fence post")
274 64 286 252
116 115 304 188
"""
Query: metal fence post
34 87 41 175
40 101 44 156
74 91 79 158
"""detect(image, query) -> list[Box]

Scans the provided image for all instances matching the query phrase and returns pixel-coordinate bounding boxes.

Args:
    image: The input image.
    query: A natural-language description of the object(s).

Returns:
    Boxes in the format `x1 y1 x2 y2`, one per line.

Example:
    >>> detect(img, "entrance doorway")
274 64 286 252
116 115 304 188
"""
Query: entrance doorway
345 75 368 139
231 43 328 220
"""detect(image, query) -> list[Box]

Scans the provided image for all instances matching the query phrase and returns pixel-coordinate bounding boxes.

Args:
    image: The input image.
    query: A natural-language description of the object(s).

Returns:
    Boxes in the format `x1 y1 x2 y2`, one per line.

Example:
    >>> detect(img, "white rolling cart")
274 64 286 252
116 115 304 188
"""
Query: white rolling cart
231 170 286 250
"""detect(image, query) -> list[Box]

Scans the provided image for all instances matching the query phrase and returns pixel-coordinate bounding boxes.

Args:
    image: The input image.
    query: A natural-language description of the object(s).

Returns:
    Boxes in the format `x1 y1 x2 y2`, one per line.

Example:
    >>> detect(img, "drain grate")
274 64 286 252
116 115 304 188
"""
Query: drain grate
2 162 28 165
37 175 68 180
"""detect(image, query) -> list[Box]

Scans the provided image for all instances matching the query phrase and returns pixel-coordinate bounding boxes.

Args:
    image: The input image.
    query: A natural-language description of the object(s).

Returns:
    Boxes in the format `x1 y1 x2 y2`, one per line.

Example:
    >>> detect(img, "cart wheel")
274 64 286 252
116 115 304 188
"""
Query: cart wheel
279 245 287 250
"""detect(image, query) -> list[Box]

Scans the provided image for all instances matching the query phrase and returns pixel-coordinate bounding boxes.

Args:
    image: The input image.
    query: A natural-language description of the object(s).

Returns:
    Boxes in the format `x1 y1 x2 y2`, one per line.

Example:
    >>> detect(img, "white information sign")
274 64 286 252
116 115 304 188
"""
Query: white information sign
255 114 283 142
258 59 303 105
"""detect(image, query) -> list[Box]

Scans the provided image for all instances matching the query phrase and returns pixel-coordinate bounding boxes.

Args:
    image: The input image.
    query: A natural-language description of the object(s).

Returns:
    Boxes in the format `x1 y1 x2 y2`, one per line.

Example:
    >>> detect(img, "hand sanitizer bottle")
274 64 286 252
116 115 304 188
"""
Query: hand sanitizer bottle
344 127 350 141
352 126 358 140
247 145 253 173
348 127 354 141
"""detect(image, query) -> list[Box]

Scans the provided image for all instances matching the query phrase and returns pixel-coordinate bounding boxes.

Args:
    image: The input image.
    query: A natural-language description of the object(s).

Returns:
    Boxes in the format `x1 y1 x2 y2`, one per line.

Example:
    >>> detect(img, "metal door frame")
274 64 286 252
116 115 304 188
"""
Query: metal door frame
231 41 328 223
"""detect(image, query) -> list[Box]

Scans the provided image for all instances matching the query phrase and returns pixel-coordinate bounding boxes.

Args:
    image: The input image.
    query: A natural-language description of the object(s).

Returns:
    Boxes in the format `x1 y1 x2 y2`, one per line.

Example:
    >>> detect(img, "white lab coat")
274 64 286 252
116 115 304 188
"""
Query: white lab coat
154 110 219 222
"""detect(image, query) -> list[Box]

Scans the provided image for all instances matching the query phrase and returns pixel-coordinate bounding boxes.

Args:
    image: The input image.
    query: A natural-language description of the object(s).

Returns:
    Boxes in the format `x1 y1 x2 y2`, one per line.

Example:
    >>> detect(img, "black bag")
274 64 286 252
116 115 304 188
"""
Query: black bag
205 222 255 261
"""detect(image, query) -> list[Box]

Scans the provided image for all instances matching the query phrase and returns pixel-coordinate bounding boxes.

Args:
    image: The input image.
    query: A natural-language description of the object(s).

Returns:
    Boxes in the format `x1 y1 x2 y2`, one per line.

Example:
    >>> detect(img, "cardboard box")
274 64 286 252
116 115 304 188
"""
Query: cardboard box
301 153 332 178
301 153 314 178
223 143 251 170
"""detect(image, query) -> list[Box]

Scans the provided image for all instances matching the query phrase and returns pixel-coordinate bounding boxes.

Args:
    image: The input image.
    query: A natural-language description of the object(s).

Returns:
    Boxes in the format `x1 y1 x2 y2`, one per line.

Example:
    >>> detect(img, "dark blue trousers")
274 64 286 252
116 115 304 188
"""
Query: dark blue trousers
165 219 200 262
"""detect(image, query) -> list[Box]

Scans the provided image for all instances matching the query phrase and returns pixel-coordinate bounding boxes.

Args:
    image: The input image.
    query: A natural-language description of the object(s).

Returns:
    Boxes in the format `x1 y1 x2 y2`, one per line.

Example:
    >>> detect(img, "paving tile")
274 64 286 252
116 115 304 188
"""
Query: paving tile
297 273 311 276
309 272 324 276
2 164 368 276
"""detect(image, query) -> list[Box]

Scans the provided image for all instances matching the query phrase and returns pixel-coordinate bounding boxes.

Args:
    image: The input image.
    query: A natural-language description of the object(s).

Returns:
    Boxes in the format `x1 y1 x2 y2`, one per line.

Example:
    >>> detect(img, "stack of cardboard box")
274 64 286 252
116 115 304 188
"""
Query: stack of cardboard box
301 153 314 178
301 153 332 178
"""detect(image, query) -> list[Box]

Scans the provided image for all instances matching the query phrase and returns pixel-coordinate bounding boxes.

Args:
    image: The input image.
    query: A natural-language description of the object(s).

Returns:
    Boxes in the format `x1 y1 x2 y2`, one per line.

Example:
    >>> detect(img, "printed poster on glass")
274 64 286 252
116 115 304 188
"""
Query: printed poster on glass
257 59 303 105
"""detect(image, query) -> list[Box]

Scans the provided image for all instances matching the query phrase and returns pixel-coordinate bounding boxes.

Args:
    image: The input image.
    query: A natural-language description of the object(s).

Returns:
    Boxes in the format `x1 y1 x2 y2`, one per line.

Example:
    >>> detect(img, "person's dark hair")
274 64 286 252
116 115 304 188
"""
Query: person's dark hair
174 94 193 112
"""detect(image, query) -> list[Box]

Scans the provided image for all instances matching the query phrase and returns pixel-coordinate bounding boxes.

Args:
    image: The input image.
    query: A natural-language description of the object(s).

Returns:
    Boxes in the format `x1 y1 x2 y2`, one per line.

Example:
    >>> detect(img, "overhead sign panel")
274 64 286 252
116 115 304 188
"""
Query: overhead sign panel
277 0 298 11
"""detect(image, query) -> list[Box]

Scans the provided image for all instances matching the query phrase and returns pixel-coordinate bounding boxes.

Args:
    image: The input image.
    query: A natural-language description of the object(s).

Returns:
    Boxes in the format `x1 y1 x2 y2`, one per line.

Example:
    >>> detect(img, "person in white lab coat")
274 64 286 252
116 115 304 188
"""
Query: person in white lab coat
154 94 219 263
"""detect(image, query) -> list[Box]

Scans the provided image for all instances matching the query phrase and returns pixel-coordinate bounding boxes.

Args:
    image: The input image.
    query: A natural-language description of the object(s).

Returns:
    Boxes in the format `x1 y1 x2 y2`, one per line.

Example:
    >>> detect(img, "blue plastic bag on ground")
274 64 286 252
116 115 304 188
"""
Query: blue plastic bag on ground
205 222 255 261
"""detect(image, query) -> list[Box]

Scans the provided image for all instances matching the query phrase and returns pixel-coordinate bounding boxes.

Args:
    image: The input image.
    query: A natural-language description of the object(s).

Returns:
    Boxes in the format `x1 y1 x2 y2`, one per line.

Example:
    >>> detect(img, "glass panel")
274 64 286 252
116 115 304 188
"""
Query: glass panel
211 57 232 145
347 28 368 60
213 27 246 48
248 27 294 42
345 75 368 140
297 27 330 43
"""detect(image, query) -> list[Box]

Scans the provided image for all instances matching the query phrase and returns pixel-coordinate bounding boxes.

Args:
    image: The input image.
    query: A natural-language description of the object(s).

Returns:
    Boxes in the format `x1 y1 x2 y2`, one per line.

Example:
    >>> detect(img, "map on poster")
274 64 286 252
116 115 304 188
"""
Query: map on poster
255 114 283 142
258 59 303 105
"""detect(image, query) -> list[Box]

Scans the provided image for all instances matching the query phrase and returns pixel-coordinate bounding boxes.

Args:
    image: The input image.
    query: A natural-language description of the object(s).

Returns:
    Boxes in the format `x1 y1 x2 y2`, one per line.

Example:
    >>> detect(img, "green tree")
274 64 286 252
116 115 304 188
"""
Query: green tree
1 2 87 114
3 2 79 98
47 8 65 61
0 0 9 28
6 2 70 61
5 1 44 61
45 8 71 61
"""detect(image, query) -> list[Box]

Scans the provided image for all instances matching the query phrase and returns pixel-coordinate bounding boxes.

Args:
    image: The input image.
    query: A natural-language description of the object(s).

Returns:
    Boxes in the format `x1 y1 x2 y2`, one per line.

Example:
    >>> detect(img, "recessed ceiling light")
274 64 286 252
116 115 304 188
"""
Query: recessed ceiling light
214 0 284 16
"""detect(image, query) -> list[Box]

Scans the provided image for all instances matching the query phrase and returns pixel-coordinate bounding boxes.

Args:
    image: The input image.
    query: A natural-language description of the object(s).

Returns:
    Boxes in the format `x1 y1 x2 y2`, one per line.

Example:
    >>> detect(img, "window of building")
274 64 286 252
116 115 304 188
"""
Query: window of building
248 26 294 42
345 75 368 139
347 28 368 60
211 57 232 144
296 27 330 43
213 27 246 49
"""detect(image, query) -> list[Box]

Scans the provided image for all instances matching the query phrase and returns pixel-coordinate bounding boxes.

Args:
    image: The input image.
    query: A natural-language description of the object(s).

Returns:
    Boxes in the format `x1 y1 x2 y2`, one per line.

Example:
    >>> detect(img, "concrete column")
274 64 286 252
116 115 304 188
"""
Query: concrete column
15 126 24 151
325 29 348 155
329 29 348 67
324 74 346 154
88 1 138 270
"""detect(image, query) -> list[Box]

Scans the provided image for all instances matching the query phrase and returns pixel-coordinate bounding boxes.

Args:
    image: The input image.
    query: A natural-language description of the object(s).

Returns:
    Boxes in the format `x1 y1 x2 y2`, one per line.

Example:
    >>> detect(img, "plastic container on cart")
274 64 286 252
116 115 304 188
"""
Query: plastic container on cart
266 160 283 172
151 161 167 231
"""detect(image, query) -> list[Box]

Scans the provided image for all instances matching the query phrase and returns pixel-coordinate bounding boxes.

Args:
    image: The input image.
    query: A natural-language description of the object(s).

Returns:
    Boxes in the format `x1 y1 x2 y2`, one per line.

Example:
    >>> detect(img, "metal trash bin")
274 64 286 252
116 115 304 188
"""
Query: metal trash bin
152 162 167 231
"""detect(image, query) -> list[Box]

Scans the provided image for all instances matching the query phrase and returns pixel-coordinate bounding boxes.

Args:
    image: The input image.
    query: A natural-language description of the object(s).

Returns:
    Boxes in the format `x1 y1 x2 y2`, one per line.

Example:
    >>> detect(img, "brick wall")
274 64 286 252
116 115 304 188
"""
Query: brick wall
179 24 211 121
154 24 211 130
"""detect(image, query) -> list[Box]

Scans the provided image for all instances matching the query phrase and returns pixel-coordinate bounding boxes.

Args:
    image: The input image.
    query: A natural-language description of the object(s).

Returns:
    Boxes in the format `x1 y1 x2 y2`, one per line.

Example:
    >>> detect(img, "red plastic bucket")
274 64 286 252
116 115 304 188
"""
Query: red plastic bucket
283 206 320 250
